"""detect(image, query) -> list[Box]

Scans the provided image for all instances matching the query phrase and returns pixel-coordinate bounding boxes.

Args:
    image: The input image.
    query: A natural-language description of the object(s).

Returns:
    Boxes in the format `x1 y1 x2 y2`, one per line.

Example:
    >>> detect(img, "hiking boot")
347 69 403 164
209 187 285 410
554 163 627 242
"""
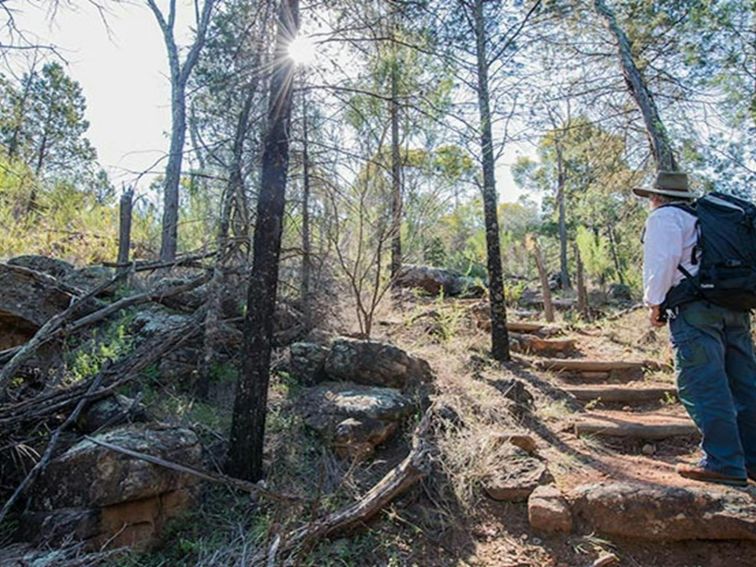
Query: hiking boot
676 464 748 487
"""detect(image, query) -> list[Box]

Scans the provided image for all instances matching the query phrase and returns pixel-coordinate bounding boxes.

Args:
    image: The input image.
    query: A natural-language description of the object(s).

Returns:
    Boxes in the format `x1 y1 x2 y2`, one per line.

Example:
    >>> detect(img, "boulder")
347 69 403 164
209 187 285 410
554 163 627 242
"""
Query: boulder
528 485 573 534
76 394 148 434
290 342 329 385
484 446 547 502
300 382 415 457
32 425 201 510
0 263 74 328
608 283 632 301
324 338 432 390
394 265 484 297
25 425 201 550
571 482 756 541
7 255 74 279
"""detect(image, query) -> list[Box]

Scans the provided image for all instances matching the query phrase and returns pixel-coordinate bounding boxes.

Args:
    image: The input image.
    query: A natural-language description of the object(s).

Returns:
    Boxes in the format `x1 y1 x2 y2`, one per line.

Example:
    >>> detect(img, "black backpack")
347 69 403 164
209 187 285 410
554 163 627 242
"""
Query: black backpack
663 192 756 312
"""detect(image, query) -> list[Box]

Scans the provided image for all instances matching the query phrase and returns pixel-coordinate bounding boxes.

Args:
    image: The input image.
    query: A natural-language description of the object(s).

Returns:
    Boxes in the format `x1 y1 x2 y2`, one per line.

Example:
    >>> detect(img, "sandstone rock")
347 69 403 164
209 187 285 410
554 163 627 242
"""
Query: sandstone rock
571 481 756 541
25 425 201 551
132 307 191 338
7 255 74 279
528 484 573 534
484 447 547 502
65 266 116 292
77 394 147 434
332 417 398 459
300 382 415 456
491 433 537 455
32 425 201 510
324 338 432 390
0 263 74 328
290 342 329 385
394 264 484 297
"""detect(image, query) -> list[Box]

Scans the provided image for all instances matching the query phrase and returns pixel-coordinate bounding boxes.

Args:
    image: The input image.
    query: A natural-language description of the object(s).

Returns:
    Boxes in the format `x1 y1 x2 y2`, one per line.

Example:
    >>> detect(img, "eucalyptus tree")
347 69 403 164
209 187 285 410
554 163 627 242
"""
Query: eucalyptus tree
146 0 216 262
227 0 301 482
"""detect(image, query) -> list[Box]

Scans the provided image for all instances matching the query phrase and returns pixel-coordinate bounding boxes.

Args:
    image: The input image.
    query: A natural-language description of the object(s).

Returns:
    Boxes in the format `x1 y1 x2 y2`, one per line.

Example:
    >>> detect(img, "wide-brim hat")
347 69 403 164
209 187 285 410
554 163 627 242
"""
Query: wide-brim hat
633 171 695 199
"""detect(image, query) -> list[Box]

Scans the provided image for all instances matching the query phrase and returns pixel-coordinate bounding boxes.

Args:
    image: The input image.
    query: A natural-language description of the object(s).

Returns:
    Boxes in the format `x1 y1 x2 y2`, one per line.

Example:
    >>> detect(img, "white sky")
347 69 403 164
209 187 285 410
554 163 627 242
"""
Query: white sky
10 1 527 202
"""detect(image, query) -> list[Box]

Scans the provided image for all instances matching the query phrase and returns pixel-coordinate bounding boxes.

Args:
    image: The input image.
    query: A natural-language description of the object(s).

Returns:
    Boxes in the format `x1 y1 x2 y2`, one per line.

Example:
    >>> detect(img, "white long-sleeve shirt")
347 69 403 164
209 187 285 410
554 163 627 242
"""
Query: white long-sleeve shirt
643 205 699 306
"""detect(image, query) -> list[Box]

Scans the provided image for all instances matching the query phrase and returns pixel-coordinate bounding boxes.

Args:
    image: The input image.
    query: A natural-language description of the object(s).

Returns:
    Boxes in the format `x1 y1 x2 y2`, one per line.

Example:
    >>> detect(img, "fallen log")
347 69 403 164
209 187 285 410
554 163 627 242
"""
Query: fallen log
255 409 435 565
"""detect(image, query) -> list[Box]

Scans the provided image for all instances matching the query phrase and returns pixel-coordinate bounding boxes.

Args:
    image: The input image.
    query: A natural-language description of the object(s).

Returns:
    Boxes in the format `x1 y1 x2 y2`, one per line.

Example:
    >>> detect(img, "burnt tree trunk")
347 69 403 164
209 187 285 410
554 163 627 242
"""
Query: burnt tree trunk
389 11 402 280
117 187 134 272
593 0 678 172
227 0 300 481
473 0 509 361
301 75 312 327
555 143 571 290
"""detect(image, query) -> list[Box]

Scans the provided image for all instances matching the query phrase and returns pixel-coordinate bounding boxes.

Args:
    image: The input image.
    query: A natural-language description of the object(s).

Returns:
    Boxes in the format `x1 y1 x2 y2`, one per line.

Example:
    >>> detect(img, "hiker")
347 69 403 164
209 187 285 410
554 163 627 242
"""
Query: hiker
637 171 756 487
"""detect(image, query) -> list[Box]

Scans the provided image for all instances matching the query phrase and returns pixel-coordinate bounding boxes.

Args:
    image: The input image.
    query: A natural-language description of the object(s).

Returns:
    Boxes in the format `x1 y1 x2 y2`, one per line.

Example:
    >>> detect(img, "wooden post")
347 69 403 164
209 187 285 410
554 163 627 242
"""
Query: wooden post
527 235 554 323
117 187 134 272
575 244 590 320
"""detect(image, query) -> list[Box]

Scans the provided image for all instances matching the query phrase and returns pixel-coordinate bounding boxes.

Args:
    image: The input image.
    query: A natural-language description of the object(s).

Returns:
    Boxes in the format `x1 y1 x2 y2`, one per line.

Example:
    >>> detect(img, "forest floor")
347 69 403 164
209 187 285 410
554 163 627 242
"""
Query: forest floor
69 290 756 567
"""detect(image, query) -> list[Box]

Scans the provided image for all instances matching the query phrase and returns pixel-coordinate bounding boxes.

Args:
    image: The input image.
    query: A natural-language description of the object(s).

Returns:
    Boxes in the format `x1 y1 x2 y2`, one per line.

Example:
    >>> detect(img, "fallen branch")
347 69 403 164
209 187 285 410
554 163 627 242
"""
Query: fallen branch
102 250 217 272
0 273 209 395
85 436 302 503
0 270 127 395
0 367 105 525
255 408 435 565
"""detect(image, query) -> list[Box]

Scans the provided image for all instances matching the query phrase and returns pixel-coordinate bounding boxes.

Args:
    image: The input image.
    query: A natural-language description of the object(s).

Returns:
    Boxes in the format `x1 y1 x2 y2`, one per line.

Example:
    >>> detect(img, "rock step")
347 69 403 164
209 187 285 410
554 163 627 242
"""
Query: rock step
571 481 756 541
510 333 576 356
535 358 662 373
565 385 676 403
575 411 698 440
507 321 562 336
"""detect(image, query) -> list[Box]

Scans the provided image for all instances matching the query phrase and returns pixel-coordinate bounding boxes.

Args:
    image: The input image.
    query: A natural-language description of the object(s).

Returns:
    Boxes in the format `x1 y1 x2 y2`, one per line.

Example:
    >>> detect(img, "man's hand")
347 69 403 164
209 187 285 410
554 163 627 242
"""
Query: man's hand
648 305 665 328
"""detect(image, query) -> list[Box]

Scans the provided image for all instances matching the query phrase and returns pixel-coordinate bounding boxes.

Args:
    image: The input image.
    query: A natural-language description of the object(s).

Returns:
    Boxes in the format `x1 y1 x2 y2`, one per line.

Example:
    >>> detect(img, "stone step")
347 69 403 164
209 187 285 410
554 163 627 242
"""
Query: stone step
510 333 576 356
570 481 756 541
575 411 698 440
536 358 663 373
507 321 562 336
565 385 676 404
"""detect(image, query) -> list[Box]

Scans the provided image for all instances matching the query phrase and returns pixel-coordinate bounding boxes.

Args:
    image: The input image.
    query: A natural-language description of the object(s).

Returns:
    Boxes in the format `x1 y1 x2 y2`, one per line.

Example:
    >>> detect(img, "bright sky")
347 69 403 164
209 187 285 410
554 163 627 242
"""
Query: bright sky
10 1 527 202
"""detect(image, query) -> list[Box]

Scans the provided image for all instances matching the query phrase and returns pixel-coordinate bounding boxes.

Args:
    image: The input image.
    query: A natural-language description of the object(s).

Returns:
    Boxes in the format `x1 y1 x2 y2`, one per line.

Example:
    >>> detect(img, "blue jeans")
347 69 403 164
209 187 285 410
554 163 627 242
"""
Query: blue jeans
669 300 756 478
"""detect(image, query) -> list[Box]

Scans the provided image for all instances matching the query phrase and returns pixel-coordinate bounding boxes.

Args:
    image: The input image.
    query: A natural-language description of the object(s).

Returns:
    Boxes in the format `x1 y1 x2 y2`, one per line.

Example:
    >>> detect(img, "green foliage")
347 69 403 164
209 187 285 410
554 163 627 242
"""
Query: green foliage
65 313 135 384
575 226 614 285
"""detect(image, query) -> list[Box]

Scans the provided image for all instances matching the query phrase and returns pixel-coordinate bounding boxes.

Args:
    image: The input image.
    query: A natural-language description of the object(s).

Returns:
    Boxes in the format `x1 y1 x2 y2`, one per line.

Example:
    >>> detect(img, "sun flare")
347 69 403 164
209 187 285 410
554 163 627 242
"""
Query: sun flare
288 35 316 65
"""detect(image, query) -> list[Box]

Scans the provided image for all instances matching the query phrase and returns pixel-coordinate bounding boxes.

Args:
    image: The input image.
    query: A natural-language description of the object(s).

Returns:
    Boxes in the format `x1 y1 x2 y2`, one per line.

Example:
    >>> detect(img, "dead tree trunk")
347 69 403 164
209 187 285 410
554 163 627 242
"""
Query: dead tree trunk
227 0 300 482
117 187 133 272
593 0 678 172
473 0 509 361
529 236 554 323
147 0 216 262
555 144 571 290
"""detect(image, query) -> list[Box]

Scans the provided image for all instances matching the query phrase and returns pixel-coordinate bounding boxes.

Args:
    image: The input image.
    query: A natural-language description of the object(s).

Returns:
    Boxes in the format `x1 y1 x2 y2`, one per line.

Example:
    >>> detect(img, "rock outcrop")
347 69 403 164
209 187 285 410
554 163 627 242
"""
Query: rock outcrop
300 382 416 458
528 484 573 534
289 342 329 385
394 265 484 297
24 425 202 550
325 338 432 390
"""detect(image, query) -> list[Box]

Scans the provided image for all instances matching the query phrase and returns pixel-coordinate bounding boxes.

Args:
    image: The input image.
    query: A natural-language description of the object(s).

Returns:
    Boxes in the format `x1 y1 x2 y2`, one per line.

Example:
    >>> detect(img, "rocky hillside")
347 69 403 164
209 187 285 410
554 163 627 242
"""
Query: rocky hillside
0 257 754 566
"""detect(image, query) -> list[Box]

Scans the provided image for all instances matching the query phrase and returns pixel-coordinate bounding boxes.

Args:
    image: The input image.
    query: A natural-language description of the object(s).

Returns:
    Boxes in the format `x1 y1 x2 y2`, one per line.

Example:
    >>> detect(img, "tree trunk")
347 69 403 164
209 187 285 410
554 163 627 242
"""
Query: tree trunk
575 244 590 320
555 144 571 290
117 188 133 272
593 0 678 172
301 79 312 327
473 0 509 361
159 79 187 262
530 236 554 323
607 226 624 284
389 15 402 279
227 0 300 482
